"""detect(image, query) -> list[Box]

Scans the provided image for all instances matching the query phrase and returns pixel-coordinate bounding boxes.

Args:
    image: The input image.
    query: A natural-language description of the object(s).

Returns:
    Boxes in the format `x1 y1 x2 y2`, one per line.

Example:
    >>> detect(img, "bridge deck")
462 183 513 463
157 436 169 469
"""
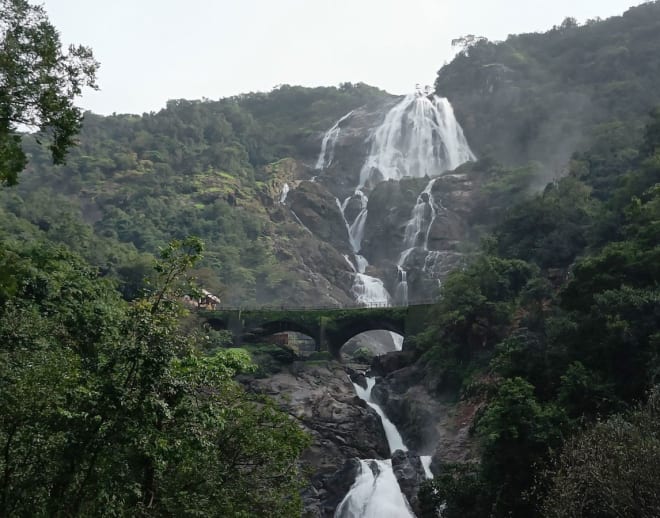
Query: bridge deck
202 302 434 359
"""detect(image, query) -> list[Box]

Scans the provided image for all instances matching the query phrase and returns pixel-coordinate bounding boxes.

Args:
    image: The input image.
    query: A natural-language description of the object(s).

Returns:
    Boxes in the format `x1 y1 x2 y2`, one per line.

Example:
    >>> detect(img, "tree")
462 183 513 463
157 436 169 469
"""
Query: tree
1 0 98 185
0 238 309 516
477 378 566 516
542 388 660 518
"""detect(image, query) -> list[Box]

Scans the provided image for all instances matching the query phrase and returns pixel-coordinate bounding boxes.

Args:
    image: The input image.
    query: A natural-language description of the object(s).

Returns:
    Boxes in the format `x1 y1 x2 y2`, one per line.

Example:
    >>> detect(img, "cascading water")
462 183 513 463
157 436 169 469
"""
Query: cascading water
315 110 354 170
335 376 413 518
334 459 415 518
394 266 409 306
336 195 392 306
354 377 408 454
279 182 290 203
358 92 475 189
420 456 434 480
390 332 404 351
402 178 439 251
340 191 370 255
315 89 473 308
352 274 391 307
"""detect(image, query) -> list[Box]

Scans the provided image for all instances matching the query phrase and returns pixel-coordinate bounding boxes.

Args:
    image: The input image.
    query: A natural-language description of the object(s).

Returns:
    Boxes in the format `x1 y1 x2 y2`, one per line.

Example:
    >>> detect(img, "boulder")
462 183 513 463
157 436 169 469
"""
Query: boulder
246 361 389 516
391 451 428 515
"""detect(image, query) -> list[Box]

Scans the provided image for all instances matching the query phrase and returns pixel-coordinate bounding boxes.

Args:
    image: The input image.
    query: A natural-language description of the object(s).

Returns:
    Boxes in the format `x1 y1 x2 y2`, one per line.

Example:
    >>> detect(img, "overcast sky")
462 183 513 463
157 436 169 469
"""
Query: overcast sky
42 0 644 115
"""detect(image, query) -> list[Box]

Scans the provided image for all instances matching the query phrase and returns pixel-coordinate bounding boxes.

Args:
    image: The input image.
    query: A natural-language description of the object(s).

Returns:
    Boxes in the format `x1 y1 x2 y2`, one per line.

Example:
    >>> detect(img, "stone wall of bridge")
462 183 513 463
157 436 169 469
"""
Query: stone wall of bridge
202 304 433 358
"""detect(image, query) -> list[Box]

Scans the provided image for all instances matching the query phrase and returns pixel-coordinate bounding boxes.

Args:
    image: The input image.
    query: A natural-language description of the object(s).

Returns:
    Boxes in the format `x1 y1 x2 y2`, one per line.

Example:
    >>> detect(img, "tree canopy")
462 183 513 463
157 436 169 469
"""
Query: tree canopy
0 0 98 185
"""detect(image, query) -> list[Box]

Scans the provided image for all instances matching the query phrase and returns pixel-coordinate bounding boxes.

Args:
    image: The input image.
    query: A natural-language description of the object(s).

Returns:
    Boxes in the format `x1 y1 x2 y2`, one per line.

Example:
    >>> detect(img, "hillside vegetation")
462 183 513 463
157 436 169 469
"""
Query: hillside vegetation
417 5 660 515
438 1 660 177
1 3 660 516
3 84 389 304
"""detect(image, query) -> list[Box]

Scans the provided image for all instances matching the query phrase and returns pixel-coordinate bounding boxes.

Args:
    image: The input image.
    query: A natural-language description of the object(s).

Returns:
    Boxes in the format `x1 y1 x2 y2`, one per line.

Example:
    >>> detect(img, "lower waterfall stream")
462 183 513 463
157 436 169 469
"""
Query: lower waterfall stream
334 375 432 517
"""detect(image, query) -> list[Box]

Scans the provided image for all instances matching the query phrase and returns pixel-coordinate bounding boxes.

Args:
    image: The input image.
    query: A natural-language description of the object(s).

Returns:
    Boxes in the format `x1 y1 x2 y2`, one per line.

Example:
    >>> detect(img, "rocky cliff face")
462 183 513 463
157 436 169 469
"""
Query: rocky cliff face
244 351 480 517
245 361 389 516
265 92 482 307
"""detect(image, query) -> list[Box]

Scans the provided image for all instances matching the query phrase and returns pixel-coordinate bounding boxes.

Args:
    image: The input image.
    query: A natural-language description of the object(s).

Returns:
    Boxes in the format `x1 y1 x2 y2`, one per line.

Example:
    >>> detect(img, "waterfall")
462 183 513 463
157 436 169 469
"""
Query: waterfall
279 182 290 203
354 255 369 274
339 191 369 254
420 456 434 480
334 459 415 518
343 254 357 272
394 266 409 306
315 110 354 170
352 274 391 307
335 376 413 517
336 195 392 306
402 177 440 251
390 332 404 351
318 91 473 308
358 92 475 189
354 377 408 454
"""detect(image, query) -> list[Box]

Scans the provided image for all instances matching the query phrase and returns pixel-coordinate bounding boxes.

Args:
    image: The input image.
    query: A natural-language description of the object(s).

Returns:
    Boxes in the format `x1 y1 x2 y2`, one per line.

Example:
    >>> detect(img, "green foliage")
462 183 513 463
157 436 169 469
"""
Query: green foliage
419 254 535 390
0 84 390 305
477 378 567 516
495 176 597 269
0 238 309 516
419 100 660 517
542 387 660 518
0 0 98 185
419 463 491 518
437 2 660 171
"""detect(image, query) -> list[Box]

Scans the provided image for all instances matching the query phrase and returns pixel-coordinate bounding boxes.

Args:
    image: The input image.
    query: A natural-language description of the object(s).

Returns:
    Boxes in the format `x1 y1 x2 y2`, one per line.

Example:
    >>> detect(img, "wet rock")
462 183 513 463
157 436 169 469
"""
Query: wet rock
361 177 426 263
288 181 351 253
370 349 416 377
368 360 480 463
246 361 389 516
316 458 360 517
348 369 367 390
391 451 428 515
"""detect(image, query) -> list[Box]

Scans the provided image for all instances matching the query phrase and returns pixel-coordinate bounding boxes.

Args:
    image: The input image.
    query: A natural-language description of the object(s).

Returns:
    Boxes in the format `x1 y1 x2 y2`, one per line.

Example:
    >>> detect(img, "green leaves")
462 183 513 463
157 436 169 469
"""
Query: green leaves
1 0 98 185
0 238 308 516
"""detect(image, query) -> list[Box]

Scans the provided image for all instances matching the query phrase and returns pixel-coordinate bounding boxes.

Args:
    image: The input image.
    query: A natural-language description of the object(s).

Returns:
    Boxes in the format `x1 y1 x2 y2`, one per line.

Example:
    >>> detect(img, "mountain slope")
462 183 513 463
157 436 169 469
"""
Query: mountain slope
437 1 660 176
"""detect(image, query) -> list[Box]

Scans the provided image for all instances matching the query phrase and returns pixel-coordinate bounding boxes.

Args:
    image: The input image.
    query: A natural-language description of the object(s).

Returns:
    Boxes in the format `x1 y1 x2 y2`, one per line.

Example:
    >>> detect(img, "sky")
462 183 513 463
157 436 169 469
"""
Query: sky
41 0 645 115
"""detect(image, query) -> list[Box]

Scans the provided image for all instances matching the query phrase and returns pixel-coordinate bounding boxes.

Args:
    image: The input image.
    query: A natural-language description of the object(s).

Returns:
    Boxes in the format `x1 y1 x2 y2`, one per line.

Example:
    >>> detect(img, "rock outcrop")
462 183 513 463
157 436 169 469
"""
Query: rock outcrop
370 353 479 464
391 450 428 515
245 361 389 517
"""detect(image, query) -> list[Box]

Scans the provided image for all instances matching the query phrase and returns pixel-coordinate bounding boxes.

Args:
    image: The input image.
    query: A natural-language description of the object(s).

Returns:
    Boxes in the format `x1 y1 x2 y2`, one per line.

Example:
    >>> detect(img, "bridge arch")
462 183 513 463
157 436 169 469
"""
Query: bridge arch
251 320 319 342
201 304 432 360
326 319 405 357
205 317 228 331
339 330 404 361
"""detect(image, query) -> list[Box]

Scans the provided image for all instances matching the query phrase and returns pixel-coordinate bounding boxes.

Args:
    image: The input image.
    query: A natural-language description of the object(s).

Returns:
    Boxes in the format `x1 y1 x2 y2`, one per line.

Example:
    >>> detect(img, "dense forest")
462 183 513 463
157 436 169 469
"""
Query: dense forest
416 3 660 515
2 84 389 305
1 0 660 516
438 1 660 175
418 109 660 516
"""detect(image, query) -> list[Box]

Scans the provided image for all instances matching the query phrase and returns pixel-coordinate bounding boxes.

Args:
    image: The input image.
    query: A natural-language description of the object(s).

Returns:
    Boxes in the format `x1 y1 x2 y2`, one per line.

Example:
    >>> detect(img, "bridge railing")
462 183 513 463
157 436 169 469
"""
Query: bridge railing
208 299 438 312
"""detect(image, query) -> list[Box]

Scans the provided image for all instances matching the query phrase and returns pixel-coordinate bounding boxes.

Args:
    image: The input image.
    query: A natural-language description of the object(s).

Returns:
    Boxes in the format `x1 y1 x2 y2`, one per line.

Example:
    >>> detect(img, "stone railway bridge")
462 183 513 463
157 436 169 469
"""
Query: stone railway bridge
202 303 434 359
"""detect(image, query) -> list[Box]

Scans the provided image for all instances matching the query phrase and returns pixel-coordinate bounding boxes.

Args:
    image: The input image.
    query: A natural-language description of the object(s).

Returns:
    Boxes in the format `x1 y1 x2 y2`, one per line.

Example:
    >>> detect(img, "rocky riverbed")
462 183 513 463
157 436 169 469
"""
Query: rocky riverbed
245 352 479 517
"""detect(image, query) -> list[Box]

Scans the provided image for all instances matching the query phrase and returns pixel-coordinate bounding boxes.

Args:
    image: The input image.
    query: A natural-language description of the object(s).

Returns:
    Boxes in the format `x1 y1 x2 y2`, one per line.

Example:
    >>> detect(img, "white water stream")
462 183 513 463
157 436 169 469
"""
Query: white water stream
402 177 440 251
279 182 290 203
336 194 392 306
335 376 413 518
334 459 415 518
354 377 407 454
314 89 474 307
359 92 475 189
352 274 391 307
335 373 434 517
316 110 354 170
